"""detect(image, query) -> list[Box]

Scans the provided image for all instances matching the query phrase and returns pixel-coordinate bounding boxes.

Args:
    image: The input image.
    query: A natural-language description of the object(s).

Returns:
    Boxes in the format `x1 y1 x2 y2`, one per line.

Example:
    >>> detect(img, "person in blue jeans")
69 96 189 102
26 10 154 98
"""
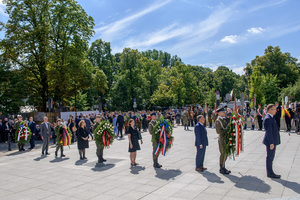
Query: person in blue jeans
113 115 118 137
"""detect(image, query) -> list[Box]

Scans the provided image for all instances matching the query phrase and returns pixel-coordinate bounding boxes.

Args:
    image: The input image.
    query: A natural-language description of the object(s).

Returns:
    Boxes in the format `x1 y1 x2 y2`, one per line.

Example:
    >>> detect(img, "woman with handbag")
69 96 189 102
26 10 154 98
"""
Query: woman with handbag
128 119 143 166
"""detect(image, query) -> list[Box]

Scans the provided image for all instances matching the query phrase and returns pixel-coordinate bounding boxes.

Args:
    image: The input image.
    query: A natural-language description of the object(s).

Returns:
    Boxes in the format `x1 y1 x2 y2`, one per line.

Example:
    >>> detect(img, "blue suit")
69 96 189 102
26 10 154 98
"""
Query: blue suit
194 122 208 168
263 114 281 175
28 121 36 148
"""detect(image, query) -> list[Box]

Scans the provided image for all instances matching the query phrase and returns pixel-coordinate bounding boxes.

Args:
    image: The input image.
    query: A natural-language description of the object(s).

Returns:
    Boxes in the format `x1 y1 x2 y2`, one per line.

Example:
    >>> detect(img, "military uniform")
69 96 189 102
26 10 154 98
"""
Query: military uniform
207 109 212 128
215 114 231 174
54 125 65 157
257 107 263 130
149 118 161 168
181 111 190 130
14 121 25 151
92 121 105 163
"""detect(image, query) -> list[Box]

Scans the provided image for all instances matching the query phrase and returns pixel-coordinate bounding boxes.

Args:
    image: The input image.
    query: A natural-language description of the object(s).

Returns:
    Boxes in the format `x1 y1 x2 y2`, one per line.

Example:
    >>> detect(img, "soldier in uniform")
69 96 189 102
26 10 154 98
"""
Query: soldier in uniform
14 115 26 151
257 104 263 131
207 108 212 128
54 119 65 157
92 115 106 163
181 109 190 130
274 102 281 131
215 107 231 174
148 112 162 168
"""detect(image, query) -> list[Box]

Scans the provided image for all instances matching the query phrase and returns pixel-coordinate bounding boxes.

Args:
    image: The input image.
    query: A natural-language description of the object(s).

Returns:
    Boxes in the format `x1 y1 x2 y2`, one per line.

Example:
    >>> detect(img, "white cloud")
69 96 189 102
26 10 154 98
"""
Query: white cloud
247 0 287 13
95 0 172 41
232 66 245 75
247 27 264 34
0 0 7 17
221 35 238 44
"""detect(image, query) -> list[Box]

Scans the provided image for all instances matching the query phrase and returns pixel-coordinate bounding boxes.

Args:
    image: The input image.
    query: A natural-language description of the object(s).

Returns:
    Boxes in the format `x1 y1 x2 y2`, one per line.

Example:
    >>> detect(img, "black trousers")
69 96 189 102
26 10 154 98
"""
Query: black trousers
29 135 35 148
266 145 276 175
118 127 123 138
196 146 206 168
275 118 280 131
285 118 291 131
258 116 263 130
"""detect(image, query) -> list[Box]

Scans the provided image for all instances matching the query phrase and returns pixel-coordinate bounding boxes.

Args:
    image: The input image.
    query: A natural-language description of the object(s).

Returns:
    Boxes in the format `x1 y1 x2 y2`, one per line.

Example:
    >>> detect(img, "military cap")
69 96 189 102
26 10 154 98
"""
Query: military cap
150 112 157 116
216 107 225 113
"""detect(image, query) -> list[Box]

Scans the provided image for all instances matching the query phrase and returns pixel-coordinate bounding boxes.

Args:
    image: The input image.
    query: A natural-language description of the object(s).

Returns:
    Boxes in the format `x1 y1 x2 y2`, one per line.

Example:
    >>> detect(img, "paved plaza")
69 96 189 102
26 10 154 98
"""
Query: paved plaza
0 126 299 200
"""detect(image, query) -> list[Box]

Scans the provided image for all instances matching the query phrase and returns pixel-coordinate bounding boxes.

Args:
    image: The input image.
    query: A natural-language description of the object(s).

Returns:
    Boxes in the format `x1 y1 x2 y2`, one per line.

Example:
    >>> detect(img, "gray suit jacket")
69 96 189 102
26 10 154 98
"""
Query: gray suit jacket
40 122 51 138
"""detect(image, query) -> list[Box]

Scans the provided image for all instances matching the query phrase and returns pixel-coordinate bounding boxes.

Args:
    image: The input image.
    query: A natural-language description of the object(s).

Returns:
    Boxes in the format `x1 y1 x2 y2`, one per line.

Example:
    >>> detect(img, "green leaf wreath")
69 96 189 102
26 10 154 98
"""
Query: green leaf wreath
152 117 174 155
94 121 115 148
57 126 72 146
15 121 32 145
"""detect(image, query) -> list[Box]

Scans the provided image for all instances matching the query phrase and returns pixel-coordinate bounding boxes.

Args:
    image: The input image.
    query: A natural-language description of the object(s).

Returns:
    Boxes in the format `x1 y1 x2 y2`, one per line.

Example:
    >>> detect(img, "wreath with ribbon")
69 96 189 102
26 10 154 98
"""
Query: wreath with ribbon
135 116 142 130
15 121 32 145
152 117 174 156
224 112 244 159
94 121 115 148
57 126 72 146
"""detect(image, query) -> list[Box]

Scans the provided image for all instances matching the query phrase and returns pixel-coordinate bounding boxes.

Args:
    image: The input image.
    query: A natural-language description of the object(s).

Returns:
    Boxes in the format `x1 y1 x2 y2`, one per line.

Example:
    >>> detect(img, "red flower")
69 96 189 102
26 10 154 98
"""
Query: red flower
229 142 232 144
231 133 233 136
155 142 157 144
159 138 164 143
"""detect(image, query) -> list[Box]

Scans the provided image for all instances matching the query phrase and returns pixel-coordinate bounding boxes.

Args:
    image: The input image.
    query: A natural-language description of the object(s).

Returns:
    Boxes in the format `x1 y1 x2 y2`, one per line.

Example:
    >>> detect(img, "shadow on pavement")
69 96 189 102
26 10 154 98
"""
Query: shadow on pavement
130 165 145 175
50 157 70 163
273 178 300 194
91 163 115 172
201 171 224 183
75 159 88 165
155 168 182 180
224 174 271 193
33 155 48 161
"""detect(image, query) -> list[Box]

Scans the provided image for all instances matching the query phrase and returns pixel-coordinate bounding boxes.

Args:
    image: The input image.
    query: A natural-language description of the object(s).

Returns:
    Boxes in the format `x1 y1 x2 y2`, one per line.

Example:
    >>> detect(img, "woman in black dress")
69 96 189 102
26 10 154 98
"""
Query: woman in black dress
77 120 89 160
128 119 143 166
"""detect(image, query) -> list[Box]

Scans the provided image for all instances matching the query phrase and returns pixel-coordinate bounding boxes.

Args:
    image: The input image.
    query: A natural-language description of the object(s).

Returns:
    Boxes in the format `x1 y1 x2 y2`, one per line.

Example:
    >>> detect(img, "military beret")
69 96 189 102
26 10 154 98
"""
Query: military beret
216 107 225 113
150 112 157 116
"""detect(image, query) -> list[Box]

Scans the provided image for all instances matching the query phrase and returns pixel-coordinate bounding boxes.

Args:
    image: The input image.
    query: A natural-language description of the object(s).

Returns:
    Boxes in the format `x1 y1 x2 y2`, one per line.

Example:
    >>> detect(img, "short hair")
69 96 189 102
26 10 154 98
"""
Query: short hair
129 119 134 125
44 116 48 119
57 118 61 122
78 120 85 128
267 104 275 112
197 115 204 121
17 115 22 118
96 115 101 118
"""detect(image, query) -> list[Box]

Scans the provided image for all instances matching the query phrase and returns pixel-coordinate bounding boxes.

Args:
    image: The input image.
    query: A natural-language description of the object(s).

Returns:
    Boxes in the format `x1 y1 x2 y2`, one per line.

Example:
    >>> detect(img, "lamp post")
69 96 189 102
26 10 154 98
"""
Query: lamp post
75 84 77 116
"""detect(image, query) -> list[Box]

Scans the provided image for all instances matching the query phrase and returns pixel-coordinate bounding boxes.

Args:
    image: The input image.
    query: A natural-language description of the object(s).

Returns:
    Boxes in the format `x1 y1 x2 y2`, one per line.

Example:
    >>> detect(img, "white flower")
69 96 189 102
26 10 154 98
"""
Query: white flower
229 138 232 140
230 144 232 146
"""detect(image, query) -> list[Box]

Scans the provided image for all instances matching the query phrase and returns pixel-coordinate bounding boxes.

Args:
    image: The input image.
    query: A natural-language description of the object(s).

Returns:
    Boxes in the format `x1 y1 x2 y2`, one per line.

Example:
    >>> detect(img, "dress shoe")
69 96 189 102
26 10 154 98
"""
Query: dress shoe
219 168 230 174
61 154 66 157
200 166 207 170
46 153 50 155
224 168 231 173
42 152 44 155
102 158 107 162
267 174 281 179
83 157 87 160
195 168 203 172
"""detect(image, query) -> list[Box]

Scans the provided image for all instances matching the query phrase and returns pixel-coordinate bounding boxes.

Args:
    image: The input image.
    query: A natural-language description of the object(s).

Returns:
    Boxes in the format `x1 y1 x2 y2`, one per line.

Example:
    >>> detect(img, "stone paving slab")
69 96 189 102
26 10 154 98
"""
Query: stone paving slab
0 126 299 200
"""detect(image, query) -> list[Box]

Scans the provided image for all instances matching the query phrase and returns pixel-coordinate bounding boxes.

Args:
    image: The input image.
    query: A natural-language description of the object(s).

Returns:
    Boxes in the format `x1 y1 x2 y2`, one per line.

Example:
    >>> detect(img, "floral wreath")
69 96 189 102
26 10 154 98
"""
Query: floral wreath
57 126 72 146
94 121 115 148
15 121 32 145
152 117 174 156
224 111 244 159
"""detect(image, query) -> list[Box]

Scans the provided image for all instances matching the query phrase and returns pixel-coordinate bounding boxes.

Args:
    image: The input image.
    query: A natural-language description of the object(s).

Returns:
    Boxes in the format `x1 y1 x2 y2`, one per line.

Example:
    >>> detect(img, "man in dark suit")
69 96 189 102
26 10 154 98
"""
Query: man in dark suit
28 117 36 149
263 104 281 179
194 115 208 172
117 112 124 139
40 116 52 155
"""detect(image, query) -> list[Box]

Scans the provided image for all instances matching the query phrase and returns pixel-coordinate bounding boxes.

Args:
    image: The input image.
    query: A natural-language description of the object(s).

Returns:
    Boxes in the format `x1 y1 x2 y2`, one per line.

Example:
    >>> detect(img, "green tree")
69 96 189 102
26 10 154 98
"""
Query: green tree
261 74 280 104
150 83 174 107
1 0 94 111
249 66 264 107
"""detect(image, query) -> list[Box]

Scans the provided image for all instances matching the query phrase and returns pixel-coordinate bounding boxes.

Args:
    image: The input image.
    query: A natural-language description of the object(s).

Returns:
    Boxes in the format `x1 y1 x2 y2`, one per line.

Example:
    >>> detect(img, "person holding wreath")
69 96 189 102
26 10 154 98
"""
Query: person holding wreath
92 115 106 163
54 119 65 157
77 120 89 160
128 119 143 166
13 115 26 151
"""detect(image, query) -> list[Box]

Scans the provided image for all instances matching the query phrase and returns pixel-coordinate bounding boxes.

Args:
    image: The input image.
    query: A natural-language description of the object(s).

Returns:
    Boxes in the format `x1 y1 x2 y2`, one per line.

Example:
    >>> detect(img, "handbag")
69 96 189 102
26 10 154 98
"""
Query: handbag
72 126 77 132
137 131 142 140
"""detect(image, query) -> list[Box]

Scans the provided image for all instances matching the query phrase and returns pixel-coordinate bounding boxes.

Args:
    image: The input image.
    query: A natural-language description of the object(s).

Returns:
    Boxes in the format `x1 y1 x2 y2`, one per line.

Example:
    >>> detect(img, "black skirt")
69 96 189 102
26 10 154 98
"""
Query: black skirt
77 127 89 149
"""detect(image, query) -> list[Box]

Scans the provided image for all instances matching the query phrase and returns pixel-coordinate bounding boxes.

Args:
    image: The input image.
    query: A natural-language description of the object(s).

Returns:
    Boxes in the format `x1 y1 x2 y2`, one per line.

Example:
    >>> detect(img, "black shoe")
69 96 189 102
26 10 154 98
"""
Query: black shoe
46 153 50 155
102 158 107 162
153 163 162 168
42 152 44 155
224 168 231 173
61 154 66 157
267 174 281 179
220 168 230 174
55 152 58 157
80 157 84 160
98 159 103 163
83 157 87 160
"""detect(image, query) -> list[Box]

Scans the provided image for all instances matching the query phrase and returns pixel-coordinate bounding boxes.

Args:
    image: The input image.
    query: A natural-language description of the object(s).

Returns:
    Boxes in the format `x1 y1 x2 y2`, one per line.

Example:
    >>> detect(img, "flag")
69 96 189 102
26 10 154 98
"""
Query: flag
234 97 237 112
281 96 285 118
230 90 233 100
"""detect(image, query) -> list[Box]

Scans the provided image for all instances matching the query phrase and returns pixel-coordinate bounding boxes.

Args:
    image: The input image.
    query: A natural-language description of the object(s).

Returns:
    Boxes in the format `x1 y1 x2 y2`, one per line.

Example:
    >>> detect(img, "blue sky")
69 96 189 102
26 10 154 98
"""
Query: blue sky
1 0 300 74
